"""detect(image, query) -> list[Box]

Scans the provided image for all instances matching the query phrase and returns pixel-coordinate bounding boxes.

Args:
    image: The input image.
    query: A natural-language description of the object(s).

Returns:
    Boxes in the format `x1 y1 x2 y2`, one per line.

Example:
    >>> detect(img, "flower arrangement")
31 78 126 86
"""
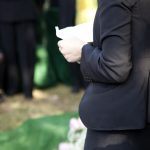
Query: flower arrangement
59 118 87 150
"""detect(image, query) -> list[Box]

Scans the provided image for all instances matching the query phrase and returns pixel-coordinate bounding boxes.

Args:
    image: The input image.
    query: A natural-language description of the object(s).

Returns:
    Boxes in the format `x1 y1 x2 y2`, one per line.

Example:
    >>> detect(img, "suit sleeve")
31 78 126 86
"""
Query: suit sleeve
80 0 133 83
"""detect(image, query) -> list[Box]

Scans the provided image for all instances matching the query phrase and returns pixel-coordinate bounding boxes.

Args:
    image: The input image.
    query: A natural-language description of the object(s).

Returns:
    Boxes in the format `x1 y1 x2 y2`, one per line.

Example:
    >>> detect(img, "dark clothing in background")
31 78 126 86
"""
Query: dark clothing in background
0 0 37 22
0 0 37 97
58 0 86 92
45 4 72 86
58 0 76 29
50 0 59 7
0 52 4 90
0 23 36 96
33 0 73 88
34 0 45 13
0 52 5 102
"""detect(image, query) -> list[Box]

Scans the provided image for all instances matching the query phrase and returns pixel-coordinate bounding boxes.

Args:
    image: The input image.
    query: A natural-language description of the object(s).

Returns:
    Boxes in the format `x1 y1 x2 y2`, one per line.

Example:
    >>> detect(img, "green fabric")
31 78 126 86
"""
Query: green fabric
44 8 72 85
0 112 78 150
34 46 57 88
34 8 72 88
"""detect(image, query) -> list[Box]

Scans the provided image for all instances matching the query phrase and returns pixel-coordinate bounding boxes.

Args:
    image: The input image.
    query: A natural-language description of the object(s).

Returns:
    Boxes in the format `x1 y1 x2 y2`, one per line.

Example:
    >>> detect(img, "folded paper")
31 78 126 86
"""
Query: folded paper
55 21 93 43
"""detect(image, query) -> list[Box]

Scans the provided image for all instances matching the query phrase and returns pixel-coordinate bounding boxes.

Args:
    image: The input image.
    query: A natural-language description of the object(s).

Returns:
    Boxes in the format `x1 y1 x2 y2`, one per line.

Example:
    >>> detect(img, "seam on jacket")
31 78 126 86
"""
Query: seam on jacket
124 0 140 8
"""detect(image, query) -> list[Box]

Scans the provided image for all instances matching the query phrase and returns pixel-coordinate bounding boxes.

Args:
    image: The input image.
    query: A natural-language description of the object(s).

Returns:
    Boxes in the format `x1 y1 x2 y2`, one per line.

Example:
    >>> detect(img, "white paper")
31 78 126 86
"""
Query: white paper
55 21 93 42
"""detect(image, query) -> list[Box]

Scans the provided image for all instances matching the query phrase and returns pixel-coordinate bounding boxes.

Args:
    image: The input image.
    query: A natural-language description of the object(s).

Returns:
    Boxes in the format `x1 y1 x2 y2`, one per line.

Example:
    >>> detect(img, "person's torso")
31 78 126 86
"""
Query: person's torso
79 0 150 130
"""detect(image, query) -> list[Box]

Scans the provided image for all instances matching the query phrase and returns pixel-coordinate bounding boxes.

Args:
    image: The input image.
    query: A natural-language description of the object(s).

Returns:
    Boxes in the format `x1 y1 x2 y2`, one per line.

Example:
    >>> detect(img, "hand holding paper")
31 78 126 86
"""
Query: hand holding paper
58 37 85 63
57 21 93 63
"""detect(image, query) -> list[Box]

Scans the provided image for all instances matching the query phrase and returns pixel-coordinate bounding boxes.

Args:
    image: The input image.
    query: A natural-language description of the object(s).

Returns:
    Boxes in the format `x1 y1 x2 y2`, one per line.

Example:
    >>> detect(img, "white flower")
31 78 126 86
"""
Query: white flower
69 118 86 131
59 143 73 150
69 118 80 131
59 117 87 150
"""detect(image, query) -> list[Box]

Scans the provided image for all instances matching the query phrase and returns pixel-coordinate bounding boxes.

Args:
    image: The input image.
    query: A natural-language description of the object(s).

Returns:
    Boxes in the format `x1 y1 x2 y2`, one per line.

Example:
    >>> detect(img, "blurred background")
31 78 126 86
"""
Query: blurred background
0 0 97 149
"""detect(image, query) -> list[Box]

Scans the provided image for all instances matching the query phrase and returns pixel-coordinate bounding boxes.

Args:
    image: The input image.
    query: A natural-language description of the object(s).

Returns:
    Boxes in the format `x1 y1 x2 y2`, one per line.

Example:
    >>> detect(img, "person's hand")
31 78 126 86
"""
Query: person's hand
58 37 86 63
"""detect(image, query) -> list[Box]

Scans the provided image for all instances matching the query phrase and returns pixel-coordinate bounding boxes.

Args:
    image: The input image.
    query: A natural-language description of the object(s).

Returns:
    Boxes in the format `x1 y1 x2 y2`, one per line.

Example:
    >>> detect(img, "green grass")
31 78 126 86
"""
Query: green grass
0 112 78 150
0 84 83 131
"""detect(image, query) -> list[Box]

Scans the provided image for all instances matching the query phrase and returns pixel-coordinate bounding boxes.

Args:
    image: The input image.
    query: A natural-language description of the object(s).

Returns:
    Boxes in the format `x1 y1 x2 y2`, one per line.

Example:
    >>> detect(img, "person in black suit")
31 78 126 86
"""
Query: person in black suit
58 0 150 149
0 0 37 98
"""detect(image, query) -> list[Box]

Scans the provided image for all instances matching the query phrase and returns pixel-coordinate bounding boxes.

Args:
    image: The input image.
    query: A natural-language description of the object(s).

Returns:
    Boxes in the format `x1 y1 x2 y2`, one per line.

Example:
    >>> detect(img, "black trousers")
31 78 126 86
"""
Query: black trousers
0 22 36 97
0 52 5 90
84 126 150 150
58 0 76 28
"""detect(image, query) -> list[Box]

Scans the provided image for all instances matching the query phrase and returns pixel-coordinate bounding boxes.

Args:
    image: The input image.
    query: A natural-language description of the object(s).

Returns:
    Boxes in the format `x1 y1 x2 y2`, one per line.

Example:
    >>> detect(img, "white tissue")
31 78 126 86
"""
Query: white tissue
55 22 93 42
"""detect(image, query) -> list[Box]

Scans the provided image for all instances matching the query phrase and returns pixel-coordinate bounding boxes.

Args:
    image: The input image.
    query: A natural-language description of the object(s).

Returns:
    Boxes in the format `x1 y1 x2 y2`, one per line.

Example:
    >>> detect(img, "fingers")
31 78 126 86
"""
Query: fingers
58 40 70 55
57 40 63 51
57 40 80 63
60 52 75 63
64 55 76 63
58 40 64 52
57 40 63 47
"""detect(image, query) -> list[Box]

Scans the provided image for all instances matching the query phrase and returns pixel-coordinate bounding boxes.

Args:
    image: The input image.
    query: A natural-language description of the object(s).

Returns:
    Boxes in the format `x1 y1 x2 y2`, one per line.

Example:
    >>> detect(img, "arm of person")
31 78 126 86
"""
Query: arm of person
80 0 134 83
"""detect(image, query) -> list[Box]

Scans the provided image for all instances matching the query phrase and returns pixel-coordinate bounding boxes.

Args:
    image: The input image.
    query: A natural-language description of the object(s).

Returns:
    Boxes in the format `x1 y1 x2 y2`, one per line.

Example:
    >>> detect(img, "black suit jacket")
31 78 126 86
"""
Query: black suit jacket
79 0 150 130
0 0 37 22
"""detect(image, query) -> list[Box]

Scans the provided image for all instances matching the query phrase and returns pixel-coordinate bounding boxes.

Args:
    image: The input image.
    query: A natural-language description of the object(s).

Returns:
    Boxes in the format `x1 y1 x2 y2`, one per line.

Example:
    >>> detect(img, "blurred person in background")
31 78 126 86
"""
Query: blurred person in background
58 0 86 93
0 0 37 99
34 0 45 45
33 0 72 88
50 0 59 7
0 51 5 102
42 0 72 87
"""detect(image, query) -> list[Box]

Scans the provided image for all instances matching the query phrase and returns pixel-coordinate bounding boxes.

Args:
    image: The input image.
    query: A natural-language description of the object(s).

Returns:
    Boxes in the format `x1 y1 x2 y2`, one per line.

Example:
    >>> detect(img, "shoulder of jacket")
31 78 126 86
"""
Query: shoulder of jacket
100 0 138 6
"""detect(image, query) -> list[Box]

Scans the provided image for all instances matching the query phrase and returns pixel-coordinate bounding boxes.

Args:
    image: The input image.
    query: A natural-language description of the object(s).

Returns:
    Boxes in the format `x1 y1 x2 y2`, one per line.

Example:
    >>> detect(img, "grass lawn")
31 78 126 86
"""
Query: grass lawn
0 84 84 131
0 85 84 150
0 112 78 150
